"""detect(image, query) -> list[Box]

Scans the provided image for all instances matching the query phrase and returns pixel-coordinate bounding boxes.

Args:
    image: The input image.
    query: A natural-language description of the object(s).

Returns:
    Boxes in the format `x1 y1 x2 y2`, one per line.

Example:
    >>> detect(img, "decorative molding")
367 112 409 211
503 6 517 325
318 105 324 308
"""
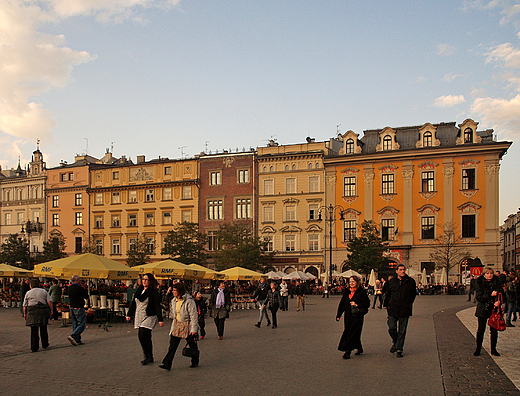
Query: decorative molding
280 225 302 233
376 127 400 152
342 208 361 220
379 193 397 203
341 167 359 175
326 175 337 186
377 206 400 217
130 166 154 182
338 130 363 155
363 172 375 185
261 226 276 234
460 189 477 199
443 166 454 179
419 191 437 201
402 168 414 187
306 224 322 232
379 164 398 173
418 161 438 170
342 195 358 205
223 157 235 167
459 158 480 168
457 201 482 213
416 123 441 148
461 237 478 243
282 198 299 204
485 164 500 175
417 204 441 216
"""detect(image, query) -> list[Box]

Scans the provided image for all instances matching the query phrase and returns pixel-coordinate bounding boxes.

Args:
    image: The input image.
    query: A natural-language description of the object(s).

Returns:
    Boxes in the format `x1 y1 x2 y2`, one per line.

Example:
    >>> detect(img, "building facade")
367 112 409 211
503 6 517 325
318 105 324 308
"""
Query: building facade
500 211 519 272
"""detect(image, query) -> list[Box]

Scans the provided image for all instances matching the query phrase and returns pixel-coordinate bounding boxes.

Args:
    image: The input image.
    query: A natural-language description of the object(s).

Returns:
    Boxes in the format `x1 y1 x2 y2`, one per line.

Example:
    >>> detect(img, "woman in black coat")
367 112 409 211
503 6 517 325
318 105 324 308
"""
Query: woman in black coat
336 276 371 359
208 281 231 340
474 267 503 356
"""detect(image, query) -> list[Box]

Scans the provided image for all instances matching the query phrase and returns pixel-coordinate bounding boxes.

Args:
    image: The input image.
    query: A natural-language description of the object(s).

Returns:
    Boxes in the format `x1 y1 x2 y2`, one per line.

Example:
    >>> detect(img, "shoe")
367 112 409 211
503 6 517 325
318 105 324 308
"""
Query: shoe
200 336 204 339
297 309 300 311
218 336 223 340
396 351 403 358
159 364 171 371
76 341 83 345
254 323 260 328
355 347 363 355
390 345 396 353
342 352 350 359
189 363 199 368
272 325 277 329
491 350 501 357
506 323 515 327
67 336 78 346
42 344 49 349
141 357 154 365
473 349 481 356
267 321 271 327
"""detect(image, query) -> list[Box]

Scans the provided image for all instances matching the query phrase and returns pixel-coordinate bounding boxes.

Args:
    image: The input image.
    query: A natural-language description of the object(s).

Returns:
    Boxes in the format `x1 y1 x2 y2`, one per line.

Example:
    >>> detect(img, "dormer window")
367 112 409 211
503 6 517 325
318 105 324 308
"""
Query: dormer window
464 128 472 143
423 132 432 147
346 139 354 154
383 135 392 151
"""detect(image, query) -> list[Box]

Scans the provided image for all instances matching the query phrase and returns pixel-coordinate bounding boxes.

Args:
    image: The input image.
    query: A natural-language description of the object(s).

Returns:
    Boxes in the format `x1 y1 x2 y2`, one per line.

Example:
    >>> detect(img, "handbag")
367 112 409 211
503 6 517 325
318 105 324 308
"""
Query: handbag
487 294 506 331
182 335 198 358
171 319 190 338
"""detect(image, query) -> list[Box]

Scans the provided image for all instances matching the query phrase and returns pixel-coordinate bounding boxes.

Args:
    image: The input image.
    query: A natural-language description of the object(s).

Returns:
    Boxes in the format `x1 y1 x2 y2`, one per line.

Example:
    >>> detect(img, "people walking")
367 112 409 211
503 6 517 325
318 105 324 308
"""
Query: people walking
23 279 52 352
67 275 89 346
159 283 199 370
48 279 62 320
264 282 281 328
336 276 370 359
474 267 504 356
20 278 30 316
506 274 517 327
253 277 271 327
322 282 329 298
280 280 289 311
126 273 165 365
372 280 383 309
194 291 207 339
209 281 231 340
468 275 477 302
382 264 417 358
295 280 306 311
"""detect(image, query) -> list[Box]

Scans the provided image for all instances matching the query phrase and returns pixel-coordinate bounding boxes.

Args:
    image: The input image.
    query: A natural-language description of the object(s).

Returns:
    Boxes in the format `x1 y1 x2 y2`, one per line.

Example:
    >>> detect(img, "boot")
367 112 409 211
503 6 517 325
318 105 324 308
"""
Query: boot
490 331 500 356
473 332 484 356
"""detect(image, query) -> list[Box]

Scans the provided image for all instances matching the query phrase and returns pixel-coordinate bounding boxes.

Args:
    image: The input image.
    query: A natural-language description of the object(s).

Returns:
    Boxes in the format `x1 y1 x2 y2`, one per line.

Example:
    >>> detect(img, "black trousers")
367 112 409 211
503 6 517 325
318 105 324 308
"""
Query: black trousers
30 325 49 352
162 335 199 368
138 327 154 359
269 304 279 327
476 316 498 352
198 317 206 338
52 302 59 320
214 317 226 337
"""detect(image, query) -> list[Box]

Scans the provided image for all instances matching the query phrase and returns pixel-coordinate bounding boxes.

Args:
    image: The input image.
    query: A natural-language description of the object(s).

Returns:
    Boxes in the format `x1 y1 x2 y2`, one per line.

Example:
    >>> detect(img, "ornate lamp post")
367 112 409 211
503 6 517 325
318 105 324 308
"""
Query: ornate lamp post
319 204 345 285
21 219 43 267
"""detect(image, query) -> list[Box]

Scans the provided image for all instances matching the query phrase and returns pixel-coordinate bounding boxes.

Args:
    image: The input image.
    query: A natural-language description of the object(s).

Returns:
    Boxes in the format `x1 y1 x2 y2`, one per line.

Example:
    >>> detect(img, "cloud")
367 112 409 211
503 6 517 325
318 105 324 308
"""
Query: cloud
437 44 455 56
433 95 466 108
442 73 463 82
486 43 520 69
471 94 520 138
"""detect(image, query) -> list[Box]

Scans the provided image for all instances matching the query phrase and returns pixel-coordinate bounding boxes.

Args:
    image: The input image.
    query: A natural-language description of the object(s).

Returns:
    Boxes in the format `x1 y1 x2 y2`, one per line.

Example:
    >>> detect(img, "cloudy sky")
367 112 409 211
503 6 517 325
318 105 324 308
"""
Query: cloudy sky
1 0 520 221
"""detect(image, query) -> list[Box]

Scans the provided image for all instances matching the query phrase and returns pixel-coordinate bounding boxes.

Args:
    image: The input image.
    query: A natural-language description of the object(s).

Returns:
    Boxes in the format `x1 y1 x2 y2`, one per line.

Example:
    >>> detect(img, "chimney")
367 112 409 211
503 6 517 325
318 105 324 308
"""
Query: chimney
137 155 145 164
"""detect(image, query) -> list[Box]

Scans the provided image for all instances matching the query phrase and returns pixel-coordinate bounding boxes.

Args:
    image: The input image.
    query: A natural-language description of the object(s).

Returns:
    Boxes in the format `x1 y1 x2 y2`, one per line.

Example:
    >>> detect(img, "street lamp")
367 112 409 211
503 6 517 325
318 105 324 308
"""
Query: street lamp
21 219 43 268
318 204 345 286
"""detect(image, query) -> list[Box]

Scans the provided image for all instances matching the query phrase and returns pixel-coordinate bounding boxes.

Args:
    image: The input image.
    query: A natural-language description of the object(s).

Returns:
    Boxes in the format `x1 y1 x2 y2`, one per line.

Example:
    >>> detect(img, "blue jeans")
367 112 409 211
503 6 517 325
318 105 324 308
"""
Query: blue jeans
506 301 517 324
257 299 270 324
70 307 86 343
387 316 409 351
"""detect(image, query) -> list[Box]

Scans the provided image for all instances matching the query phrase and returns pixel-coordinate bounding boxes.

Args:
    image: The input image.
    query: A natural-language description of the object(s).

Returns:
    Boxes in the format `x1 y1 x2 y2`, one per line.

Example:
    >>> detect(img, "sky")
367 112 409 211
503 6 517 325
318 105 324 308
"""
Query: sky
1 0 520 221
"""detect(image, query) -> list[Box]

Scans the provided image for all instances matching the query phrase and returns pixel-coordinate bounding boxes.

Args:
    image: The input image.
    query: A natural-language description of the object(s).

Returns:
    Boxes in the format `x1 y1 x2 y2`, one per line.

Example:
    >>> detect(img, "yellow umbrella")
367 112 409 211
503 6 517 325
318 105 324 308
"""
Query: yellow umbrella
0 264 33 277
133 260 201 280
219 266 263 281
188 263 224 280
33 253 138 280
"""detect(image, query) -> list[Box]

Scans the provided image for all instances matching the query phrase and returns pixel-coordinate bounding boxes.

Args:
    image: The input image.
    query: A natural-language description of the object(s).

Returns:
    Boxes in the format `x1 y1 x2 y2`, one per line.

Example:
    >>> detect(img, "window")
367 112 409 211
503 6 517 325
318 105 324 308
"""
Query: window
17 189 23 200
165 166 171 175
145 212 154 226
292 164 296 171
128 213 137 227
309 204 319 220
95 193 103 205
17 212 24 225
309 176 319 193
182 210 192 222
462 169 476 190
308 163 313 169
95 240 103 255
270 166 274 172
383 135 392 151
238 169 250 183
146 238 154 254
113 171 119 180
128 190 137 203
208 200 223 220
464 128 472 143
95 216 103 228
129 238 137 251
265 236 274 252
285 165 290 171
344 176 356 197
163 188 171 201
381 219 395 241
182 186 192 200
382 174 395 194
285 204 296 221
32 211 39 222
263 206 274 222
75 237 82 253
421 217 435 239
52 213 59 226
163 212 172 225
346 139 354 154
236 198 251 219
52 195 59 208
344 220 357 241
208 231 219 251
421 171 435 192
4 213 11 225
4 190 10 201
462 215 476 238
111 215 120 227
145 189 154 202
285 235 296 251
112 192 120 204
68 172 73 181
210 171 221 185
264 179 274 195
308 234 319 251
61 173 67 182
75 212 83 225
286 178 296 194
423 132 432 147
112 239 120 255
75 193 82 206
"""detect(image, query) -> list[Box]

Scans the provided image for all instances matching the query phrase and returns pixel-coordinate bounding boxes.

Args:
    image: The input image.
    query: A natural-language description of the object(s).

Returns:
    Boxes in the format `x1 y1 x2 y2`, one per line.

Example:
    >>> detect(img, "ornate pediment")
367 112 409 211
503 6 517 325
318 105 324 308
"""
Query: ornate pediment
280 225 302 233
377 206 400 217
261 226 276 234
417 204 441 216
306 224 322 232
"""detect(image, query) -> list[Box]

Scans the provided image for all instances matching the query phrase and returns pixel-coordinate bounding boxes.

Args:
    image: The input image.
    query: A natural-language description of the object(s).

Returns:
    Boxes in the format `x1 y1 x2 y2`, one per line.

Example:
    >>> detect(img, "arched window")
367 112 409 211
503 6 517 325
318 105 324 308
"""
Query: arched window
269 166 274 172
292 164 296 171
346 139 354 154
285 165 289 171
308 163 313 169
263 166 267 173
315 163 320 169
464 128 472 143
383 135 392 151
423 132 432 147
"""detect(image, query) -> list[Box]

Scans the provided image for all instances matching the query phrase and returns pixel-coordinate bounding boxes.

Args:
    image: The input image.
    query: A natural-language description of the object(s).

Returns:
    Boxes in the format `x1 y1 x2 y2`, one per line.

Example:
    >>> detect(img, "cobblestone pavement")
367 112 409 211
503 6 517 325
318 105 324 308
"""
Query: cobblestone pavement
0 295 517 396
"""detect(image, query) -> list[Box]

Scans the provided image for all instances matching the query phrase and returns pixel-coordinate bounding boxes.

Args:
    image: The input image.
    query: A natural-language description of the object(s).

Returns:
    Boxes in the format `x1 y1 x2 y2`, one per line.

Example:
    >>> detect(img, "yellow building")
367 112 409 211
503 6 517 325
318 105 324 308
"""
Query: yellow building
325 119 511 281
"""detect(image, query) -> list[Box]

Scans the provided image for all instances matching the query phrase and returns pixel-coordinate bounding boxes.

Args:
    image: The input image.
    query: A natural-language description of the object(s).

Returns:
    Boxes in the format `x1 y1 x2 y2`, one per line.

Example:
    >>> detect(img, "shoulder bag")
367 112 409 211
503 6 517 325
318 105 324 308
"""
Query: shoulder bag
487 294 506 331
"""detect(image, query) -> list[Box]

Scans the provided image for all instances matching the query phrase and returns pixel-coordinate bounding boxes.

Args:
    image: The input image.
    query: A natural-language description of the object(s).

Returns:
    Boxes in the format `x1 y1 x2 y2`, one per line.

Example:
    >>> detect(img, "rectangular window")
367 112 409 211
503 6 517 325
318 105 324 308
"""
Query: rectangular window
344 220 357 241
182 186 192 200
60 173 67 182
52 195 59 208
75 193 82 206
95 240 103 255
75 237 82 253
381 219 395 241
163 188 171 201
95 193 103 205
163 212 172 225
309 204 319 220
113 171 119 180
238 169 250 183
263 206 274 222
164 166 171 175
309 176 319 193
208 200 223 220
344 177 356 197
421 217 435 239
236 198 251 219
95 216 103 229
462 169 476 190
128 213 137 227
285 235 296 251
5 213 11 225
208 231 219 251
52 213 59 226
285 205 296 221
129 238 137 252
112 192 120 204
112 215 120 227
382 174 395 195
75 212 83 225
182 210 192 222
17 212 24 225
462 215 476 238
286 178 296 194
112 239 120 255
128 190 137 203
146 238 154 254
210 171 221 185
308 234 319 251
264 179 274 195
146 189 154 202
145 212 154 226
32 211 40 222
265 236 274 252
421 171 435 193
68 172 74 181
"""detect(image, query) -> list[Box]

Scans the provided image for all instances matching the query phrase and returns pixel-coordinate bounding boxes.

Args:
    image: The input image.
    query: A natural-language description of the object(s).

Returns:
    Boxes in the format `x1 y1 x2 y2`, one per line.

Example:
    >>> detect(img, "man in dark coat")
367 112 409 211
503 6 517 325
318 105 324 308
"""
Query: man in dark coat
382 264 417 357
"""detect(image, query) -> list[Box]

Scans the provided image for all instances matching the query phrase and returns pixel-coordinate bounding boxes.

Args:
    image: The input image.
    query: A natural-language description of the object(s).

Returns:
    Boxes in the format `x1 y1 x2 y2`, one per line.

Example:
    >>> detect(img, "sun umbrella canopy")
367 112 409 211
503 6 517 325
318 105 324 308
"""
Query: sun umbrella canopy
134 260 201 280
368 269 377 287
421 268 428 285
264 271 283 279
282 270 310 280
406 268 422 277
0 264 33 277
34 253 138 280
219 266 263 280
439 267 448 285
188 263 224 280
340 269 362 278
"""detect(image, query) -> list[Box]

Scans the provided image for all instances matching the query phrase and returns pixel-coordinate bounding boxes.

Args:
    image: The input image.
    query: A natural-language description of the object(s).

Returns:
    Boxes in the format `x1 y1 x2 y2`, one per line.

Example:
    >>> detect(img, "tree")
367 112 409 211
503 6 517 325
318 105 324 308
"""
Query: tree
126 234 154 267
0 234 30 269
41 234 67 262
213 222 274 271
344 220 390 275
82 237 99 254
161 222 207 265
429 222 471 277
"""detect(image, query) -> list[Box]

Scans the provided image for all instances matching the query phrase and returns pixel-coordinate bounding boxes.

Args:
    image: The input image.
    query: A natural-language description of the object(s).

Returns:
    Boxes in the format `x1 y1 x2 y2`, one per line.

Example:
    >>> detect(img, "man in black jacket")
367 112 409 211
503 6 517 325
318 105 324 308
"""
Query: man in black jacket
382 264 416 358
67 275 89 346
253 278 271 327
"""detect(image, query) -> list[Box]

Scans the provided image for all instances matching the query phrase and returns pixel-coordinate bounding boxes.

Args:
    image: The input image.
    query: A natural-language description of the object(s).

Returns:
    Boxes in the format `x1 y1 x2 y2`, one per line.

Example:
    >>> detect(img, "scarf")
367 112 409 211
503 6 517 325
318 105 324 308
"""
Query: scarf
136 286 153 302
216 287 225 308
